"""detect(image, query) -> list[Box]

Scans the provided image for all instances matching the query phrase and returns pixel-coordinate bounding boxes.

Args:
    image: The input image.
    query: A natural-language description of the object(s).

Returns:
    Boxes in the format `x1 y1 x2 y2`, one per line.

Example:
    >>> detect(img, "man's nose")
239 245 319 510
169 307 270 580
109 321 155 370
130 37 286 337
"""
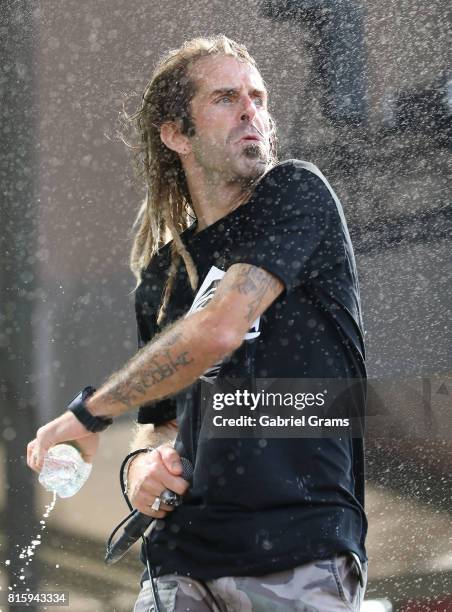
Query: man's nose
240 96 257 123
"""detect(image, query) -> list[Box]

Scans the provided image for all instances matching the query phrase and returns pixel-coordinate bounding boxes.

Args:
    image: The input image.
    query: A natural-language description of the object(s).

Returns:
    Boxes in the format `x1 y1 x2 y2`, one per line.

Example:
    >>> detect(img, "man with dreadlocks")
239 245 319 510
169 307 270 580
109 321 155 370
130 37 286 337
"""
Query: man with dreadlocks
28 35 368 611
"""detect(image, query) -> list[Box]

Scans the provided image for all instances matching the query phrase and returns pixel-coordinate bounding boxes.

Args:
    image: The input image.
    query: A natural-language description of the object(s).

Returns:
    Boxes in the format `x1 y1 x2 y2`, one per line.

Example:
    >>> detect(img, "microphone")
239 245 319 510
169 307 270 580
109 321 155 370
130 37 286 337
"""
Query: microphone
105 457 193 565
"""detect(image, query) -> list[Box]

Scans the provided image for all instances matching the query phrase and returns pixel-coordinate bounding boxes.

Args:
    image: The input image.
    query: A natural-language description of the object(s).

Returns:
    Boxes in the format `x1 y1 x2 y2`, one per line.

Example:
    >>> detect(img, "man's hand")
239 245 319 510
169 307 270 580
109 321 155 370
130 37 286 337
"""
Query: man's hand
26 411 100 472
127 443 189 519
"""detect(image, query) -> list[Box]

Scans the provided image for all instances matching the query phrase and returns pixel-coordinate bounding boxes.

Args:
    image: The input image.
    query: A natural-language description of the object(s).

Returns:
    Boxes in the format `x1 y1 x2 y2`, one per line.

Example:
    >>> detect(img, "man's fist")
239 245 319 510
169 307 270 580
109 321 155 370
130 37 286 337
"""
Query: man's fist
127 444 190 518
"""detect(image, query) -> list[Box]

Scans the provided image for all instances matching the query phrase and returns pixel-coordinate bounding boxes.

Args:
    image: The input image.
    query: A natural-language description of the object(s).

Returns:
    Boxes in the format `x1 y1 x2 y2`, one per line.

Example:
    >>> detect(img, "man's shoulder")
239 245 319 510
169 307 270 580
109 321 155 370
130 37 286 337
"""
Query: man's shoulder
258 159 334 196
257 159 341 212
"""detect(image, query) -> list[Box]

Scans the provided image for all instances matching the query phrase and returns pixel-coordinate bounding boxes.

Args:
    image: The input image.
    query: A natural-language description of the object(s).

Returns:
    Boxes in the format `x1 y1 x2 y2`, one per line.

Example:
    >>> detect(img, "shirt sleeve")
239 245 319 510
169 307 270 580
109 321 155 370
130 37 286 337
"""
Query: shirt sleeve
229 159 342 293
135 284 178 425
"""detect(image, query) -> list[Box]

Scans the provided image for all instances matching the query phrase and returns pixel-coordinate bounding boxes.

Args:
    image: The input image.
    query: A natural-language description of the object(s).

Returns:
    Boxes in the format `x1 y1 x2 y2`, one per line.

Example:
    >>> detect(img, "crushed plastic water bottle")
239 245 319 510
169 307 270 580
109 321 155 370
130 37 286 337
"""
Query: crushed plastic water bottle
38 444 92 498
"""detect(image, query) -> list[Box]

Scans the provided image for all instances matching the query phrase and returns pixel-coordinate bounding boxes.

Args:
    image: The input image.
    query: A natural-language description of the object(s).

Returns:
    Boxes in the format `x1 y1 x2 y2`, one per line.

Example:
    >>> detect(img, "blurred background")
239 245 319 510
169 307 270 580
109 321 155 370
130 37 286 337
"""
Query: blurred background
0 0 450 610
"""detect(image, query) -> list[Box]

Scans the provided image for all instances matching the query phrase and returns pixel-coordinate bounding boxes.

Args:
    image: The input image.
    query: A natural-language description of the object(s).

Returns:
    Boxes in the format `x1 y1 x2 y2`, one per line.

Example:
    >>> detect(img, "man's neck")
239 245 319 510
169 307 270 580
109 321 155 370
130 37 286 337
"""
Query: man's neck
193 189 252 233
187 168 258 234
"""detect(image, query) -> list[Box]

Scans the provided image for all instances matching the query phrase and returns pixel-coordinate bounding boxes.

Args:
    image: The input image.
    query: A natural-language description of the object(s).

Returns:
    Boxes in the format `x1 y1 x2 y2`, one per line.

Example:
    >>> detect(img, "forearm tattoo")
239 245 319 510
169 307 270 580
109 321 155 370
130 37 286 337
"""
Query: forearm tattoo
100 332 194 412
97 266 280 414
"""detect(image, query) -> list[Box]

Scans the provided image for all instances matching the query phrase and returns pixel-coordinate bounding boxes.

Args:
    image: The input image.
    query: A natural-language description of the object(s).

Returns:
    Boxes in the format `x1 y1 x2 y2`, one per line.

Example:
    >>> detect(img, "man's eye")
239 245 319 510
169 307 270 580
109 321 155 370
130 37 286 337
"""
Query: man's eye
253 97 265 107
217 96 233 104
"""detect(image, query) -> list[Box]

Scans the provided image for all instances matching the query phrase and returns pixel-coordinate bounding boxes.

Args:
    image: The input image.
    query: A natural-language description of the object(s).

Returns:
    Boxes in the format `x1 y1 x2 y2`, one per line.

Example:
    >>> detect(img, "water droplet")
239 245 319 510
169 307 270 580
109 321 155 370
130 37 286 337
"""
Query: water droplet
9 495 58 589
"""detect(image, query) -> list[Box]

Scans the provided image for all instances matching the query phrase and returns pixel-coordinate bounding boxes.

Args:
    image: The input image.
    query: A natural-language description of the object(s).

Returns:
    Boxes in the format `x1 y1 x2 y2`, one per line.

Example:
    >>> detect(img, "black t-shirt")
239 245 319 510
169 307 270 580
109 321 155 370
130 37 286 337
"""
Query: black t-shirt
135 159 367 580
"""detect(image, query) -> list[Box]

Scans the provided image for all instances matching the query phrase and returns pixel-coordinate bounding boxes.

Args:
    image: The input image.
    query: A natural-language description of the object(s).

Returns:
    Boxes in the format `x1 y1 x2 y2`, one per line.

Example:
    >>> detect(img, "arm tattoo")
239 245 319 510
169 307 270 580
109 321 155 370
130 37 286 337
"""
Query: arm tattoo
93 266 281 415
100 341 194 412
229 266 281 325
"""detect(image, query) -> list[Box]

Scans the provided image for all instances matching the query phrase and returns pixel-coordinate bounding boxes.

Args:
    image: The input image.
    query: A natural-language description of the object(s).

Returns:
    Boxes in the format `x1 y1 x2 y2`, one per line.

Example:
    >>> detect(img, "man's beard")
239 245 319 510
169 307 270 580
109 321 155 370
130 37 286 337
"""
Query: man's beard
231 142 269 186
242 142 265 160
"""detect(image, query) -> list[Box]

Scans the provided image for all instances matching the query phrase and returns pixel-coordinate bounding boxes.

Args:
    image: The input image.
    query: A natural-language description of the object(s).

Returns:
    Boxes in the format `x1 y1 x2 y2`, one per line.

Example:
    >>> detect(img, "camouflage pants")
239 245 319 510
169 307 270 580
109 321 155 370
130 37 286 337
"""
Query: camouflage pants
133 553 367 611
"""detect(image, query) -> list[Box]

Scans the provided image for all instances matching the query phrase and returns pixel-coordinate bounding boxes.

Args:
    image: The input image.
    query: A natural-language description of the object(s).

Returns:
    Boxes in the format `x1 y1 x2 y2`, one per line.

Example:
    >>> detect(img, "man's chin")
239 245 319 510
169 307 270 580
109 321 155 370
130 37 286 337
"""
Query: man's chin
233 148 269 181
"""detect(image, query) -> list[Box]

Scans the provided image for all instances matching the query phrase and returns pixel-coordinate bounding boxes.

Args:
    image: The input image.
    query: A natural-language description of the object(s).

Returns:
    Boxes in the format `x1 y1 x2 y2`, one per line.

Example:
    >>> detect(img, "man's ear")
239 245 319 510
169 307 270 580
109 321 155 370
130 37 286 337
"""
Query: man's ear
160 122 191 156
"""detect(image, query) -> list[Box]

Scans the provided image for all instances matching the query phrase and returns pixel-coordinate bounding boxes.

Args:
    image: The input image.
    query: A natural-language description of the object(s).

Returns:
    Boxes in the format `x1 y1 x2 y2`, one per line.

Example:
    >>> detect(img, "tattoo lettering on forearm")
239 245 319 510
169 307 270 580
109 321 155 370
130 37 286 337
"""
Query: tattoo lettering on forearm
102 347 194 411
144 350 193 385
103 380 136 411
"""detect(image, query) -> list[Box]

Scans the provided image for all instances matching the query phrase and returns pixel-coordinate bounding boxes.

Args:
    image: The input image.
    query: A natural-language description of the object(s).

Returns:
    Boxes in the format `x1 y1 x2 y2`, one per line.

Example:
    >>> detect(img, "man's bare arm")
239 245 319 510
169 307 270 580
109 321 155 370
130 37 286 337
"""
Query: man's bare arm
86 263 284 420
86 308 240 418
27 264 284 469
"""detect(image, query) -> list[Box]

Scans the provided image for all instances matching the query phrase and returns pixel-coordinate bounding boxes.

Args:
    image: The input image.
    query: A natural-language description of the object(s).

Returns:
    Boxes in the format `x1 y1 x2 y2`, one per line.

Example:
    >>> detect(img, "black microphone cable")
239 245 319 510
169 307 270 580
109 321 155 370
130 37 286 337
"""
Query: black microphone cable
105 448 164 612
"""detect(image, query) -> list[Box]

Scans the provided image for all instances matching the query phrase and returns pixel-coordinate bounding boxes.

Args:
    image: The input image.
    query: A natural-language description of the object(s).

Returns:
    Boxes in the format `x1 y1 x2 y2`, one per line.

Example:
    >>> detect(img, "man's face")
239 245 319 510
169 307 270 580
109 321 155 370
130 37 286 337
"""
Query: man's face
187 55 272 183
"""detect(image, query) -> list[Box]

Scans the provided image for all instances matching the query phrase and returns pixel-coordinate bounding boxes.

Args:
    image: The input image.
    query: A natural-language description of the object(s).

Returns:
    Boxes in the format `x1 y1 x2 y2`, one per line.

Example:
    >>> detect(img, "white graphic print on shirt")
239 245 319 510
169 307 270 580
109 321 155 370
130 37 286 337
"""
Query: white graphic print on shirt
185 265 261 382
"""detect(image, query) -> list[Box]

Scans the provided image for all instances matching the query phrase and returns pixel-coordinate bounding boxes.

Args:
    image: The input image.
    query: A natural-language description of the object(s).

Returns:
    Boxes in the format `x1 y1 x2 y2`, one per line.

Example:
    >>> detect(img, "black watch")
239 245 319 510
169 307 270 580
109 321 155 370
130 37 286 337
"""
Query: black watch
67 386 113 433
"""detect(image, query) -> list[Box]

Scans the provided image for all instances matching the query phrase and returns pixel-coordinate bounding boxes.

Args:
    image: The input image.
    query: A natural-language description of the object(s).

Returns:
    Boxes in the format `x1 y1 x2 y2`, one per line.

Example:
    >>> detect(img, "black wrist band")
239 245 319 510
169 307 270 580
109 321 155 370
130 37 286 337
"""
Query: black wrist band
67 386 113 433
